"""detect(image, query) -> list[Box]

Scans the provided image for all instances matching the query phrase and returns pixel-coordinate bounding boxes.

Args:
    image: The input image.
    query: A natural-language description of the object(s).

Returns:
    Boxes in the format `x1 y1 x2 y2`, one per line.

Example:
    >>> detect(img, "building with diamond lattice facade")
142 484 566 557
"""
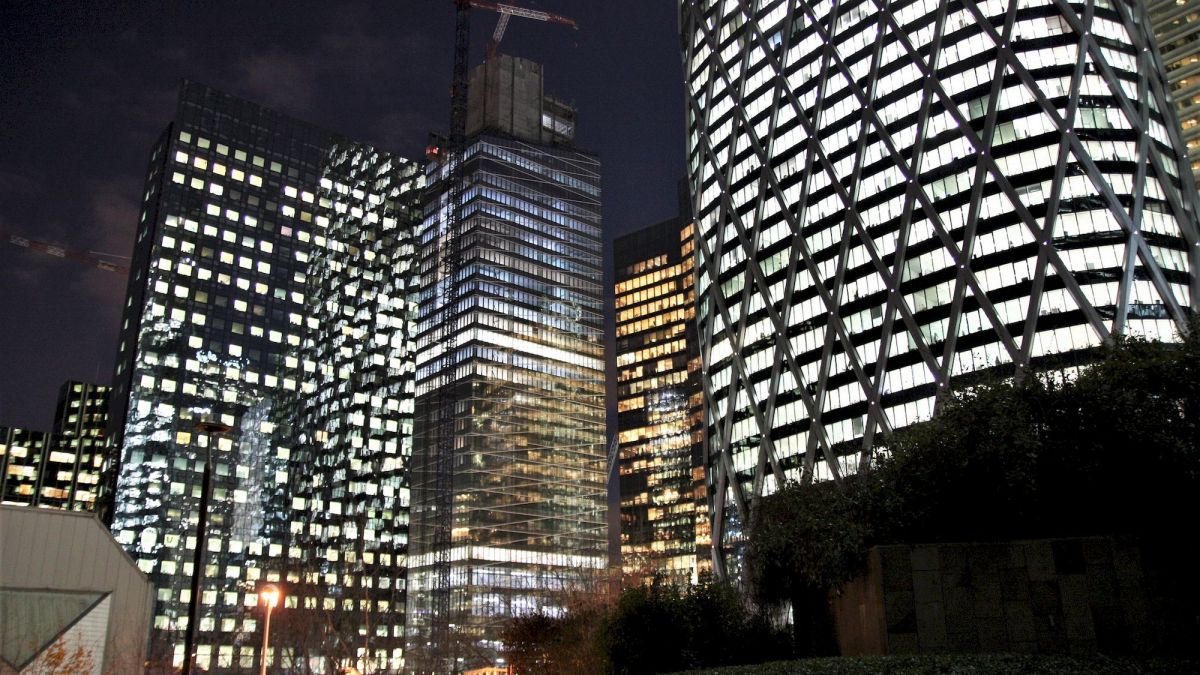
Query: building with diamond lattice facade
680 0 1200 576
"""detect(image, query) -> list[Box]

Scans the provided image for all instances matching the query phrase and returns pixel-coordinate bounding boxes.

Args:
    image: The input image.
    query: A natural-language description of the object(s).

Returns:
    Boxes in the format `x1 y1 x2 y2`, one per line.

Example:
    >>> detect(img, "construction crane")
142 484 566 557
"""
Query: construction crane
1 227 129 275
469 0 578 58
421 1 577 671
420 2 472 670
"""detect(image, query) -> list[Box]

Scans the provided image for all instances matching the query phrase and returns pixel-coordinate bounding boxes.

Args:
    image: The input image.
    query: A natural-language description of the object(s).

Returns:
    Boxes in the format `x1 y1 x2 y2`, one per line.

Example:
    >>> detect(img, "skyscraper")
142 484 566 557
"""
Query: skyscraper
0 380 109 510
614 200 710 583
681 0 1200 576
0 427 52 505
405 55 607 672
282 141 423 673
1150 0 1200 183
107 82 422 672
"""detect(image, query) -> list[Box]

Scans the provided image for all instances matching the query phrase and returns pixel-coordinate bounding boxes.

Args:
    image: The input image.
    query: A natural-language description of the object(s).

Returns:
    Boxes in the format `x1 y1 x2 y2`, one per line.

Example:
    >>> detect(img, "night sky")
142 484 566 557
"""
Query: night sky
0 1 687 431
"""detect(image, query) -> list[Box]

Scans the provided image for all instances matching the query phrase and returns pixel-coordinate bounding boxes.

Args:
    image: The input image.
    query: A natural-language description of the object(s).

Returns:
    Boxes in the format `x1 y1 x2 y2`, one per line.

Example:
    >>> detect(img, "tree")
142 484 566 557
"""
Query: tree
501 566 620 675
745 475 877 656
601 577 790 674
503 612 563 675
746 328 1200 656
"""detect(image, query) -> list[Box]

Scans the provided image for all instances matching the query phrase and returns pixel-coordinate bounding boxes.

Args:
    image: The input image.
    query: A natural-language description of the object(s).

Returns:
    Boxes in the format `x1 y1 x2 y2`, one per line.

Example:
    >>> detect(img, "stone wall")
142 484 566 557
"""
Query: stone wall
832 537 1157 656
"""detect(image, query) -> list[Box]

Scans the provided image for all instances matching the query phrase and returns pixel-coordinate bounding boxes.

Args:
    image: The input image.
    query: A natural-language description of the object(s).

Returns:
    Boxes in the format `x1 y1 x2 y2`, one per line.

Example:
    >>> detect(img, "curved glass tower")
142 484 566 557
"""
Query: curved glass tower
681 0 1200 576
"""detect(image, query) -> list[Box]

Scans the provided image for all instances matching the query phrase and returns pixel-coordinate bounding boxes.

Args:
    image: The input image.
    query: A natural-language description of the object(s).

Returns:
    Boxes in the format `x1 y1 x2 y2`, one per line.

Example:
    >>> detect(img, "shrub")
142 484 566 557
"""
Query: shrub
670 653 1199 675
744 329 1200 655
600 577 791 674
502 577 790 675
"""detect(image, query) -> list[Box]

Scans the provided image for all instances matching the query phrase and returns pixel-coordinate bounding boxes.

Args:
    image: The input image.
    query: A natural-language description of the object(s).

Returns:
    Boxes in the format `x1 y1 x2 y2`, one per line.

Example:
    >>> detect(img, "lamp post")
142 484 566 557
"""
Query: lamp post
182 419 234 675
259 584 281 675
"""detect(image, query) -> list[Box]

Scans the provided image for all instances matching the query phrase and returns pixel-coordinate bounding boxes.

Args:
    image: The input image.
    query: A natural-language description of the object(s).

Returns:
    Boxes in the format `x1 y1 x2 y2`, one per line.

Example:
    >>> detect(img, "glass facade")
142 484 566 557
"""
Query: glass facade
0 380 109 510
281 142 423 673
405 57 607 671
681 0 1200 576
614 215 710 583
1150 0 1200 183
0 427 52 505
107 82 422 672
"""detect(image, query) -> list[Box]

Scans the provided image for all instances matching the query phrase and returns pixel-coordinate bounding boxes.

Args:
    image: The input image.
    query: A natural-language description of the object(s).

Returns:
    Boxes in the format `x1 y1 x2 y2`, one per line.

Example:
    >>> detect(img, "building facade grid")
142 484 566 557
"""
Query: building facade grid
405 115 607 670
681 0 1200 576
0 381 110 510
107 82 423 673
614 216 710 583
1150 0 1200 183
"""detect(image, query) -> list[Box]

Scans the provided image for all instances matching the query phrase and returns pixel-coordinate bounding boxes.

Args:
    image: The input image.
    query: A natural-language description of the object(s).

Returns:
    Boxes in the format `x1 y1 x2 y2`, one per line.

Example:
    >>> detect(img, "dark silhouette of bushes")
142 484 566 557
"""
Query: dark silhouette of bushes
502 577 791 674
747 329 1200 654
603 578 791 674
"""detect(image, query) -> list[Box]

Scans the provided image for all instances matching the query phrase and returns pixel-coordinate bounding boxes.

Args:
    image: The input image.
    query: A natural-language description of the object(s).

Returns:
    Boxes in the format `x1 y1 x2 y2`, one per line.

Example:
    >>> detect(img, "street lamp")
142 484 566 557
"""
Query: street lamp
259 584 281 675
182 418 234 675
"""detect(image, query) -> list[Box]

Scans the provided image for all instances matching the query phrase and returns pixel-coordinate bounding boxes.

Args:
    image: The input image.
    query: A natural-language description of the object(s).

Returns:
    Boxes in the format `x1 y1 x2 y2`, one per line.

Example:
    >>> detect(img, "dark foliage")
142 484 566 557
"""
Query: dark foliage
874 329 1199 546
504 612 569 675
746 473 883 656
602 578 790 674
746 329 1200 652
501 578 791 675
500 576 613 675
670 653 1199 675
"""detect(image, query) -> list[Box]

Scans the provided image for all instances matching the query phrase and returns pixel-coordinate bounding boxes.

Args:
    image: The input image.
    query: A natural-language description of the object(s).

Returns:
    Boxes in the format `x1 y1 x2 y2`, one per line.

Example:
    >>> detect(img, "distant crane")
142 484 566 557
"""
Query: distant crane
1 227 129 275
467 0 578 58
419 1 578 670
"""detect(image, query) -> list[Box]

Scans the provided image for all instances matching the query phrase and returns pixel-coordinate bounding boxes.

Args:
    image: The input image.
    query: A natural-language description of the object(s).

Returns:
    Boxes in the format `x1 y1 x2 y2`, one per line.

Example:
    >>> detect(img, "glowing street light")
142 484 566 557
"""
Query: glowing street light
259 584 281 675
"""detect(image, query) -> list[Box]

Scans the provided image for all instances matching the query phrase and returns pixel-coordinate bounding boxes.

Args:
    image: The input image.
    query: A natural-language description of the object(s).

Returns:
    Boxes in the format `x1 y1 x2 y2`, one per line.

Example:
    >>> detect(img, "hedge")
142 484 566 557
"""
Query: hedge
672 654 1199 675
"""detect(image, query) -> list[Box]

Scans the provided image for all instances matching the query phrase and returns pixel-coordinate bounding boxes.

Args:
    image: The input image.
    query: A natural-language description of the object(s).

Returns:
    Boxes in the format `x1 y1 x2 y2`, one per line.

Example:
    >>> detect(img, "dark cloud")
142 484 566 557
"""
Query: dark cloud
60 73 176 142
0 245 54 286
235 48 323 111
372 110 441 155
87 177 141 252
0 167 43 198
117 86 180 134
317 26 392 68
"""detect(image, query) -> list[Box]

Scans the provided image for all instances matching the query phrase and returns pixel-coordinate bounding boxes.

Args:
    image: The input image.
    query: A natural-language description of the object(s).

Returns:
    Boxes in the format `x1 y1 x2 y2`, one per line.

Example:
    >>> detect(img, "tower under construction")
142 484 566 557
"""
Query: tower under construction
404 53 607 672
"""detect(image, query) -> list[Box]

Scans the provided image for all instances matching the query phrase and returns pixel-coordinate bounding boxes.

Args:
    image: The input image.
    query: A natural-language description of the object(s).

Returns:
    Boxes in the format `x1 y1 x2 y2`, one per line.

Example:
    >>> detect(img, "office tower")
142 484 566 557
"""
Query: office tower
107 82 422 672
405 55 607 672
680 0 1200 576
1 427 54 506
614 203 710 583
48 380 110 508
0 380 109 510
283 142 423 673
1150 0 1200 183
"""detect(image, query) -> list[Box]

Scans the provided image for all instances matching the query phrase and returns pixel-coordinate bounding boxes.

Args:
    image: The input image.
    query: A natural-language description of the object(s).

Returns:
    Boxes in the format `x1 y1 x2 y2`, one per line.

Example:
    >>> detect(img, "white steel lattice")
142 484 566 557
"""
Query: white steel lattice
681 0 1200 577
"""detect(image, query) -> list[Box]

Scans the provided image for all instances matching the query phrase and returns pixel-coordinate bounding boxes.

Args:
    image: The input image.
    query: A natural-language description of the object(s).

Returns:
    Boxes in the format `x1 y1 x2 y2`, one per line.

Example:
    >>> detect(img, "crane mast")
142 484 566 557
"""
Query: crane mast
426 0 472 667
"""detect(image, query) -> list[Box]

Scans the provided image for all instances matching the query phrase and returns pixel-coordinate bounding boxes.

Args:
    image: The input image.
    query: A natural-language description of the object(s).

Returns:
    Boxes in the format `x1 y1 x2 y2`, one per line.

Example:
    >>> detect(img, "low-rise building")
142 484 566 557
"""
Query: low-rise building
0 505 153 673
